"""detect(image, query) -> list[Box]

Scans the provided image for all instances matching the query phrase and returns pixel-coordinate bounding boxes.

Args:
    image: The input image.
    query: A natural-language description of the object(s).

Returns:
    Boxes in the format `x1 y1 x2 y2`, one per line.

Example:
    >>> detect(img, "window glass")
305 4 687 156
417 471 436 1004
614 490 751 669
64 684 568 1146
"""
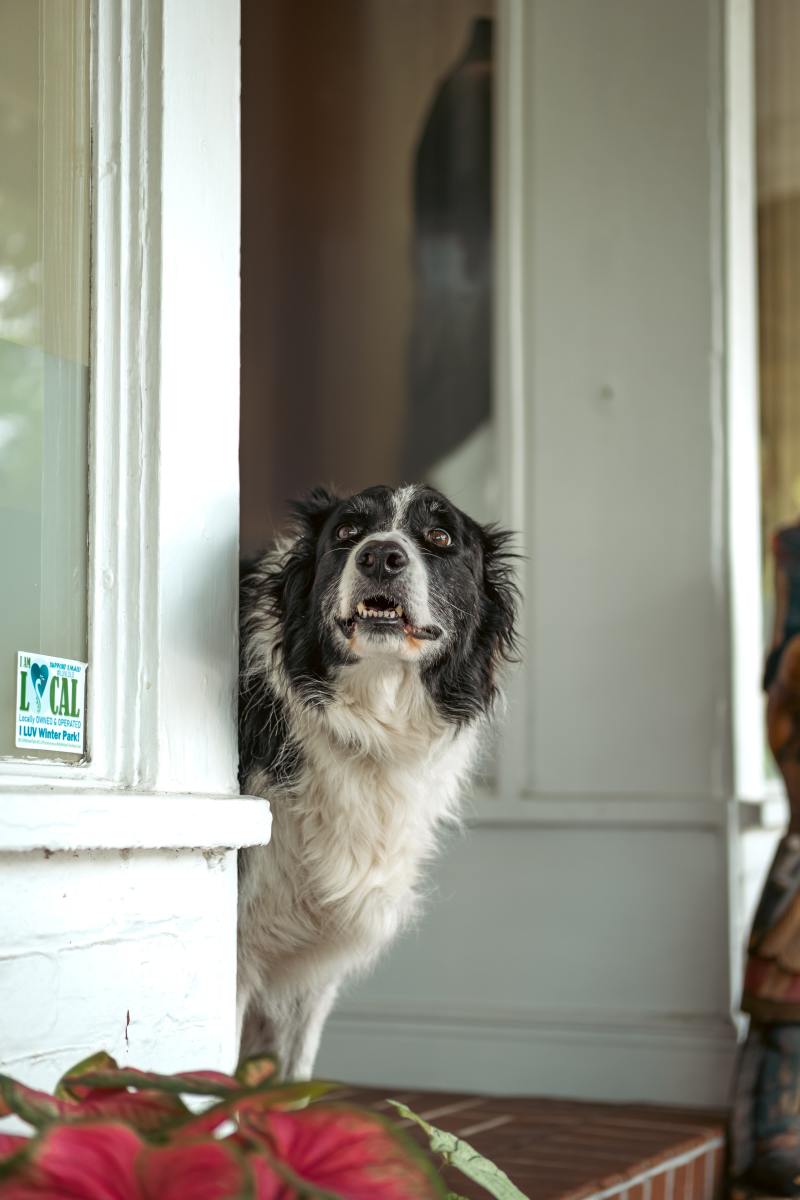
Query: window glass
240 0 497 552
0 0 90 759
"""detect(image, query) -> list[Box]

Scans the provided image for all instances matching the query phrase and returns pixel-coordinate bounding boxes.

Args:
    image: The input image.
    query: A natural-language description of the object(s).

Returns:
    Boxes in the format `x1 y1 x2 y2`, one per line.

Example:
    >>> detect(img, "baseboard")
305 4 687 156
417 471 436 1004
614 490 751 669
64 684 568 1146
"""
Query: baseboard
316 1002 738 1107
465 787 759 831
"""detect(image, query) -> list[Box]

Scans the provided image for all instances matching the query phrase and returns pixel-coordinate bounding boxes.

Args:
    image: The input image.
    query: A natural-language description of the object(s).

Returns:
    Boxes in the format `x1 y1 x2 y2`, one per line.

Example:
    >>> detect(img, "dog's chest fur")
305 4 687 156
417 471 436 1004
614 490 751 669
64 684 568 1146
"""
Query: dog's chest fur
239 660 477 994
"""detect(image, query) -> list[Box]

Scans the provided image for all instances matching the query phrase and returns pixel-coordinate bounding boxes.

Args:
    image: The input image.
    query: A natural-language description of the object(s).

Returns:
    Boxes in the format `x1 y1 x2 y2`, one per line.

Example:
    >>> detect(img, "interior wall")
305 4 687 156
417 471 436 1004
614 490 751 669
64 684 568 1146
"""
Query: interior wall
240 0 492 550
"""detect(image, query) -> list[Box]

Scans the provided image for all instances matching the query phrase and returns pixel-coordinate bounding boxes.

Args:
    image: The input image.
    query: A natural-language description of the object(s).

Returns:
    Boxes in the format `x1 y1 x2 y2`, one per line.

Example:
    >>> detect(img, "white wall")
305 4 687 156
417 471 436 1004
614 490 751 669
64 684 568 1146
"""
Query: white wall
0 849 238 1093
318 0 744 1105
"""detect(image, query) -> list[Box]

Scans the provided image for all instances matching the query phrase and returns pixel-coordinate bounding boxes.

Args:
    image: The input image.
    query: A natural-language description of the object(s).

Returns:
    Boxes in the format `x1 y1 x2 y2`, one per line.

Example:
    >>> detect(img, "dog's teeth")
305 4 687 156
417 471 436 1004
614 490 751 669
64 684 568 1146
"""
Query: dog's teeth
396 606 403 617
357 602 366 616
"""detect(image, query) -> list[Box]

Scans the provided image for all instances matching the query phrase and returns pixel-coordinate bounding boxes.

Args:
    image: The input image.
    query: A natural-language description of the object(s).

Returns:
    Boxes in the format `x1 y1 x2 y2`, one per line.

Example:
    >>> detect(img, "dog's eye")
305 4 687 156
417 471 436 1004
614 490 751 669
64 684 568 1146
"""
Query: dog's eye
336 523 360 541
425 528 452 548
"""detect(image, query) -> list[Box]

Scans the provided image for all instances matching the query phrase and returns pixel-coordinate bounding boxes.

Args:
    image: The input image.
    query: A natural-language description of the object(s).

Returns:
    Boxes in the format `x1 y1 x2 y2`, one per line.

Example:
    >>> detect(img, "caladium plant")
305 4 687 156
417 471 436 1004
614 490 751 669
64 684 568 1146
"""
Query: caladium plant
0 1053 529 1199
0 1052 441 1199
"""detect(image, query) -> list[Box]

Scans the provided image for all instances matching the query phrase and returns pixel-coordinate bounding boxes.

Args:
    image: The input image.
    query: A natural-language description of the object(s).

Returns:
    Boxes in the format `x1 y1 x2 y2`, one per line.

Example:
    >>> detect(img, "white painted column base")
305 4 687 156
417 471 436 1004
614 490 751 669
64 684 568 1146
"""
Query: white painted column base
0 793 270 1095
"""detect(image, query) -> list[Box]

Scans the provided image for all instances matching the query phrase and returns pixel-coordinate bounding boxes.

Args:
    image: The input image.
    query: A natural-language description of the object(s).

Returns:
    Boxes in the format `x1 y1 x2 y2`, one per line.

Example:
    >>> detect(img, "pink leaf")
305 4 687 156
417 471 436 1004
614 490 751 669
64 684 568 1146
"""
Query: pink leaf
248 1156 294 1200
0 1073 187 1134
0 1124 256 1200
59 1066 243 1099
0 1133 28 1161
71 1088 189 1133
245 1105 446 1200
0 1122 142 1199
136 1141 255 1200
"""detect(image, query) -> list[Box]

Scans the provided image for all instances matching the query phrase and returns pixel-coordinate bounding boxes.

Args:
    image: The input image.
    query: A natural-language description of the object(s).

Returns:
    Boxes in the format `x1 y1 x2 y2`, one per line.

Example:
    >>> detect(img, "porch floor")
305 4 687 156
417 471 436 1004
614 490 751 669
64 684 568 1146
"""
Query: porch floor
334 1086 727 1200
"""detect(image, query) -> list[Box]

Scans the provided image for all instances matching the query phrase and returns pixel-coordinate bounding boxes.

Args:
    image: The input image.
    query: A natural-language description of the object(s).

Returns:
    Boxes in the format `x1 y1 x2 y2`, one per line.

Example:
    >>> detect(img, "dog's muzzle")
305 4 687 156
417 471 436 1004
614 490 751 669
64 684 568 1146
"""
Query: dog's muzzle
336 536 441 643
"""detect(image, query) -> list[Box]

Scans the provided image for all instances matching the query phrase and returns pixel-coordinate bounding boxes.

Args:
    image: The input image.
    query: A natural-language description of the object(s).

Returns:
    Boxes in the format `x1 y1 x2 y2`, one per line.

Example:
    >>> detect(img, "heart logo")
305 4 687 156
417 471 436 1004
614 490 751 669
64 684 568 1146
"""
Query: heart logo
31 663 49 699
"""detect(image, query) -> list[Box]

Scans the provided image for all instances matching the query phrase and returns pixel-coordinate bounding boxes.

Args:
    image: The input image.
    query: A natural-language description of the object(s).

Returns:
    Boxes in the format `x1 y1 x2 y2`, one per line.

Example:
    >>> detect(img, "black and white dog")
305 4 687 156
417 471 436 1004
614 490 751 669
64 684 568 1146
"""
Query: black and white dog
237 483 518 1078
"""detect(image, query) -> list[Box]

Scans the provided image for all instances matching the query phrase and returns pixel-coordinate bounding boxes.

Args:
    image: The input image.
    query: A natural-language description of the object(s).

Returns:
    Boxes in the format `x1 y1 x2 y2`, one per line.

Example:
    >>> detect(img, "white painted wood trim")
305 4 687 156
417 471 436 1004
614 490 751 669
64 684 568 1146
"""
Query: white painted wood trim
85 0 163 788
154 0 240 795
0 791 270 852
493 0 530 805
321 1004 737 1104
465 784 771 829
330 998 735 1043
724 0 764 801
721 0 762 1017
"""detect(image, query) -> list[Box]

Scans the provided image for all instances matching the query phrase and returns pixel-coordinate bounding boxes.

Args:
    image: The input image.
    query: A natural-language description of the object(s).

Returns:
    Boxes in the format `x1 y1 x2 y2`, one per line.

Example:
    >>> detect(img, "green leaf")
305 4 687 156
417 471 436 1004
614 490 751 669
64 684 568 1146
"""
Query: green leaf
234 1054 278 1089
0 1075 67 1128
0 1069 190 1136
171 1081 339 1143
59 1066 242 1098
56 1051 119 1099
388 1101 531 1200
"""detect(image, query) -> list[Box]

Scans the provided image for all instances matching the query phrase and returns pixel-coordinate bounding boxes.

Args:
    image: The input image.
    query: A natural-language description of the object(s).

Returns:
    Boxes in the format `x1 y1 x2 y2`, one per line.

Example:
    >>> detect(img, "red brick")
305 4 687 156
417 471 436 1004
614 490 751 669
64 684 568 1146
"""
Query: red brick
344 1085 727 1200
674 1164 695 1200
649 1169 670 1200
626 1185 647 1200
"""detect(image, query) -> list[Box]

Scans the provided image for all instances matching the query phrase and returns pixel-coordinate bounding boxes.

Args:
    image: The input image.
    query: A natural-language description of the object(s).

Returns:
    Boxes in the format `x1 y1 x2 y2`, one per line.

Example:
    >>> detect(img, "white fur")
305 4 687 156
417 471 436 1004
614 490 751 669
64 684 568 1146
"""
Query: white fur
238 596 480 1079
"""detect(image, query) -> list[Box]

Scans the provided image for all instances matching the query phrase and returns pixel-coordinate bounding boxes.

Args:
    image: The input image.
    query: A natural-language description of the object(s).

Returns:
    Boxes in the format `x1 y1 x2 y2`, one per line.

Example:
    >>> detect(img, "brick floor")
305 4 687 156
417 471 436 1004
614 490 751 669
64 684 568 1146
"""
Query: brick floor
331 1086 727 1200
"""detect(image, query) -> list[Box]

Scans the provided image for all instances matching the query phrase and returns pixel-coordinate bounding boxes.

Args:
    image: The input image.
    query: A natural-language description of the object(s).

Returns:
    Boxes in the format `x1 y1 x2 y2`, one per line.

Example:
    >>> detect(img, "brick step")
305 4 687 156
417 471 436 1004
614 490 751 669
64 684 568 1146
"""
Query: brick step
335 1086 727 1200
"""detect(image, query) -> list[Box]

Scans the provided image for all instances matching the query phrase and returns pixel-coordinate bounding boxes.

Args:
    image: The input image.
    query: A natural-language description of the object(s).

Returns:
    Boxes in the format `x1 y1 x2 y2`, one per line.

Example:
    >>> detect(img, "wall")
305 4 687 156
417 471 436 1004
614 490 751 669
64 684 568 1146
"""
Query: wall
0 849 238 1094
318 0 743 1105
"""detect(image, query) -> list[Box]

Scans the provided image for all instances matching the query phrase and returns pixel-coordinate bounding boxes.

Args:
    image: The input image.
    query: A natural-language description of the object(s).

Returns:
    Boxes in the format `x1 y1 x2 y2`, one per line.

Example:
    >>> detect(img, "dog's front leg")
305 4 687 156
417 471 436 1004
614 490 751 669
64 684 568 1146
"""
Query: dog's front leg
274 981 340 1081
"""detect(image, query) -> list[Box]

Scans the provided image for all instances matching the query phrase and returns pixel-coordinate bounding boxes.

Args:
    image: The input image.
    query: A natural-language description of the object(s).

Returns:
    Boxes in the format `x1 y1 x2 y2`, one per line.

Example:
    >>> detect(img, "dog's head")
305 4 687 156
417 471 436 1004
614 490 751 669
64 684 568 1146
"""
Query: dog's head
260 484 519 723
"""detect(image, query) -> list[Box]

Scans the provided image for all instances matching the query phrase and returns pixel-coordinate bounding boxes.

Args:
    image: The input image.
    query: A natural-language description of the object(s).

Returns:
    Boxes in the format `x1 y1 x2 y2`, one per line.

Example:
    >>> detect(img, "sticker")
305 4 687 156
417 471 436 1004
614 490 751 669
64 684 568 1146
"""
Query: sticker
15 651 87 754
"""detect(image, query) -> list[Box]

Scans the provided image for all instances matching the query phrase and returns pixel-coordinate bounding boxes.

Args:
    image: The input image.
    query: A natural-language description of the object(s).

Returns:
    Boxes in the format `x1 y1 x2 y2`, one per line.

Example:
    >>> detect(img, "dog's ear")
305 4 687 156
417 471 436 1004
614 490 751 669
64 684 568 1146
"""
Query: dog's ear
287 487 341 541
262 489 340 689
271 488 340 614
480 522 520 668
423 520 520 723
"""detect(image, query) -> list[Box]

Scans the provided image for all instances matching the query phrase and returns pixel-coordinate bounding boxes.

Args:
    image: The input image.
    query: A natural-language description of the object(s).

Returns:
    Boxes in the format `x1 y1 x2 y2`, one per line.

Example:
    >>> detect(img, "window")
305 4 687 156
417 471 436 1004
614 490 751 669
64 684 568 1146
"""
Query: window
0 0 91 760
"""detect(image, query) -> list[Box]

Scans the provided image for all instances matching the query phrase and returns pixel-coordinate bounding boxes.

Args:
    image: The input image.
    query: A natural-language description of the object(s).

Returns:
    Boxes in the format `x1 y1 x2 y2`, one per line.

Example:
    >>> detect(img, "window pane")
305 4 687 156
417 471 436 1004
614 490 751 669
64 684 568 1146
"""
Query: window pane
0 0 90 759
240 0 497 552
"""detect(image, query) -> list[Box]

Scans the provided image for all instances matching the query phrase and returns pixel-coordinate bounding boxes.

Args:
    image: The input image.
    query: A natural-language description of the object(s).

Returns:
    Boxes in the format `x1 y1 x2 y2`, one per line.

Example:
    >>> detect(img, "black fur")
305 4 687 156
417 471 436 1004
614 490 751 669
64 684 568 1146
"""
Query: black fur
422 520 519 722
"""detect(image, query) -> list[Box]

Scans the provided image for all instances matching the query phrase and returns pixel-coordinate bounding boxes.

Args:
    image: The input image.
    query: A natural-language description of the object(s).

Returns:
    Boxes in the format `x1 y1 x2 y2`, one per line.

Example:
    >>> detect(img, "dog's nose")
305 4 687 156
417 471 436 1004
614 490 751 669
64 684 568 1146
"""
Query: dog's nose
356 540 409 580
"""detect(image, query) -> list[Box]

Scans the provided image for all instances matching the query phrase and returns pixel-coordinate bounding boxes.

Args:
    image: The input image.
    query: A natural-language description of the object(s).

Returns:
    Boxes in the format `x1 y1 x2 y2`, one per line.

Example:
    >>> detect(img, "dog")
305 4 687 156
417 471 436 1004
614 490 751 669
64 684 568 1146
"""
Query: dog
237 483 518 1079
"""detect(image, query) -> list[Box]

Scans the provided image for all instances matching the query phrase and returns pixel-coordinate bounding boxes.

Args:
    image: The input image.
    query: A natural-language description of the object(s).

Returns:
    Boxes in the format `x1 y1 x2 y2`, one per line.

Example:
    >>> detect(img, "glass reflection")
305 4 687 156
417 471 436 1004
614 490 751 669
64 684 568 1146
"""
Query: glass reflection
0 0 90 759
